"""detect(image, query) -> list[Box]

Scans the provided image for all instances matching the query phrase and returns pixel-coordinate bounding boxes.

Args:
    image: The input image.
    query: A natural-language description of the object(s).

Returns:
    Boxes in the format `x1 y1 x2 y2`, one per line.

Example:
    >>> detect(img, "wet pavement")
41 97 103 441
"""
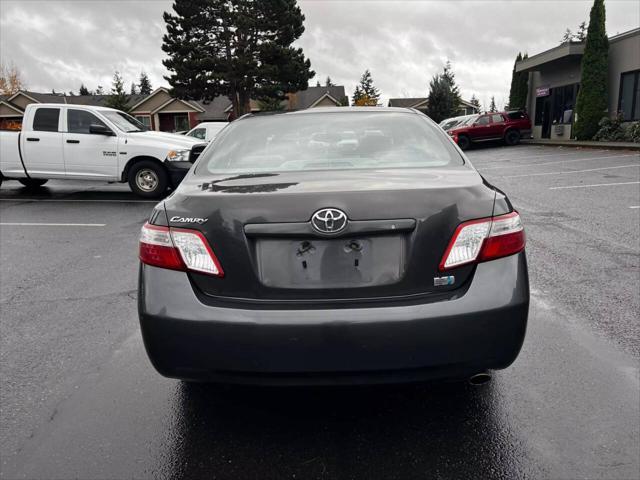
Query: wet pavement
1 145 639 479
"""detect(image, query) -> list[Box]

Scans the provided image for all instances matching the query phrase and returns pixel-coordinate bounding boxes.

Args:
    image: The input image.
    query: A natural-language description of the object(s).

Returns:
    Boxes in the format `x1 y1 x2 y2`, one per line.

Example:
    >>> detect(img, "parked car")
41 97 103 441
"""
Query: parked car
448 111 531 150
0 104 205 198
185 122 229 142
138 107 529 385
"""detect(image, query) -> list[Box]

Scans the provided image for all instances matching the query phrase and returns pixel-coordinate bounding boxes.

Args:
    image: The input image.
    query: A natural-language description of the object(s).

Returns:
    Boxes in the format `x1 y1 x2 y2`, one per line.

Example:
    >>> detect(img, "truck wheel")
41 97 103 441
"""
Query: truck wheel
457 135 471 151
18 178 48 188
128 161 168 199
504 130 520 146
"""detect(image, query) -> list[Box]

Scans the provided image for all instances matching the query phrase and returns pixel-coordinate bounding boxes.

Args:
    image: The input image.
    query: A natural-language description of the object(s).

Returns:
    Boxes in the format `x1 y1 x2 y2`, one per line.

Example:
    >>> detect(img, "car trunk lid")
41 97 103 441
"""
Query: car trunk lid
164 167 496 303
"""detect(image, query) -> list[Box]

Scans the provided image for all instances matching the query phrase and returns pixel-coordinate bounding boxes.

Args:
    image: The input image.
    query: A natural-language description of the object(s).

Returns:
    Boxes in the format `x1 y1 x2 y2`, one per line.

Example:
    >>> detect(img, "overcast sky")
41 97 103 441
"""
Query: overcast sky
1 0 638 109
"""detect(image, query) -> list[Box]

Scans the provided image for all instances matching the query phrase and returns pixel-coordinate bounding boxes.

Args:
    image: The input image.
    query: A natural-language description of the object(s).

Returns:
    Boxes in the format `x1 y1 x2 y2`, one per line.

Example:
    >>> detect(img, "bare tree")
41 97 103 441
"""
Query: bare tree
0 61 26 95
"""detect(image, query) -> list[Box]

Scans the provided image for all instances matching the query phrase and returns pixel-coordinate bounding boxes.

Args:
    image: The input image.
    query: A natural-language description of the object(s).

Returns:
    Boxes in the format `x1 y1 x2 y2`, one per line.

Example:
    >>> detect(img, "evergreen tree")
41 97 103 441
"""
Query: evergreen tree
162 0 314 118
95 85 104 95
351 69 380 106
574 0 608 140
489 96 497 113
576 21 587 41
507 52 528 111
316 80 321 87
325 76 334 87
560 28 574 43
130 82 138 95
78 84 90 95
469 94 481 111
508 52 523 109
138 72 152 95
104 71 130 112
425 62 461 122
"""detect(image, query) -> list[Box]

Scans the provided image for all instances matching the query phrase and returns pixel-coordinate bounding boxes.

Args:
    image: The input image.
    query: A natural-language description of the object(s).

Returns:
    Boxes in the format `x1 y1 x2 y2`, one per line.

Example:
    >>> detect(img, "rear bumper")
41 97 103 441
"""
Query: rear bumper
138 253 529 385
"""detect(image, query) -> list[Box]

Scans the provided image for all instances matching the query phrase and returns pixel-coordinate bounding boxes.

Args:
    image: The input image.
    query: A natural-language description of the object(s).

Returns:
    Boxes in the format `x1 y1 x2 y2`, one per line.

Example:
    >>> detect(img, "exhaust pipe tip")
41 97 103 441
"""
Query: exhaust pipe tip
468 372 491 386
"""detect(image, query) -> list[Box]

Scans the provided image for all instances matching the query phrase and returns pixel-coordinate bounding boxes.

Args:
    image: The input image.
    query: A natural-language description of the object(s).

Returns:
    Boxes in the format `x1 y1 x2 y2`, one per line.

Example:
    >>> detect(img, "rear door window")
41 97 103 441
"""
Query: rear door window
33 108 60 132
491 114 505 123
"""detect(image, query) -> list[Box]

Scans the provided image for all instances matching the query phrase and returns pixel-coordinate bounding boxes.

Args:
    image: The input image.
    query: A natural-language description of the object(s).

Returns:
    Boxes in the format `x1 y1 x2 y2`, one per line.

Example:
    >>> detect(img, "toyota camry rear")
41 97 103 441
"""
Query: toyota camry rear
138 107 529 385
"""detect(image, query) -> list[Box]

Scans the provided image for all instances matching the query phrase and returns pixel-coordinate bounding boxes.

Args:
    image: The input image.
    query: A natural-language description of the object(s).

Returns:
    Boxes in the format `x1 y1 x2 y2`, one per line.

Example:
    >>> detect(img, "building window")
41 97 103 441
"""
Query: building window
619 70 640 121
135 115 151 128
551 83 578 125
174 114 189 132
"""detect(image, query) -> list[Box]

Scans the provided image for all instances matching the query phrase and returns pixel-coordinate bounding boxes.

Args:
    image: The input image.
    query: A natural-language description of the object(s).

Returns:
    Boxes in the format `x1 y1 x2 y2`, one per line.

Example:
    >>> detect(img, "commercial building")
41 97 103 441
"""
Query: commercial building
516 27 640 140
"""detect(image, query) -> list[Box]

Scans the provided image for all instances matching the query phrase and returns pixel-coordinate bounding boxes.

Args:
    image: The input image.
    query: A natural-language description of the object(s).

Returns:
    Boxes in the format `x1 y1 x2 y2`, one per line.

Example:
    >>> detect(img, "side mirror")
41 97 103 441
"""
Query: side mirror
89 123 114 136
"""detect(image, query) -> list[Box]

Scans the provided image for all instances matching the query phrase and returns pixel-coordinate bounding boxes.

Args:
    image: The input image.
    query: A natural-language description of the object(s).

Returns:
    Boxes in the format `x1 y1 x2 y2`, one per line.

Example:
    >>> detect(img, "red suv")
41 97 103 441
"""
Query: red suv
448 111 531 150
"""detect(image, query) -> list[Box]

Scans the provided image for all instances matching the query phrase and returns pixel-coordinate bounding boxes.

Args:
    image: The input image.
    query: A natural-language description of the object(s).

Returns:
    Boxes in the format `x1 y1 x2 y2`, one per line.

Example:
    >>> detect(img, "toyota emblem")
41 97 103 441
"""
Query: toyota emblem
311 208 348 234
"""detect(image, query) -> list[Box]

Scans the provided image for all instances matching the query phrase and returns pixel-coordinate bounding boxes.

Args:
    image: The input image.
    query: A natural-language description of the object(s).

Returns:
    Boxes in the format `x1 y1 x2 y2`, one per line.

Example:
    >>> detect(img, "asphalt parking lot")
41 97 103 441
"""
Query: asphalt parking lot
1 144 639 479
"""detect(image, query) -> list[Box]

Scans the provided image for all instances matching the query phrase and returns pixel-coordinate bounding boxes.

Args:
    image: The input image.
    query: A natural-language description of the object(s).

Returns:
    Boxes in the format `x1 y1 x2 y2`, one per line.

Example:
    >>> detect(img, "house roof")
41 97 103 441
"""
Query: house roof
2 85 349 120
293 86 346 109
387 97 426 108
197 96 234 121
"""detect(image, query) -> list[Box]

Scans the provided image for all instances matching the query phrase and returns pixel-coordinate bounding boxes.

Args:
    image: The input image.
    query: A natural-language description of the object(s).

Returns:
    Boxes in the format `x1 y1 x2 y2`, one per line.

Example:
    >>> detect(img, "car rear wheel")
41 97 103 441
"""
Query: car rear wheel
457 135 471 150
128 161 168 198
18 178 48 188
504 129 520 146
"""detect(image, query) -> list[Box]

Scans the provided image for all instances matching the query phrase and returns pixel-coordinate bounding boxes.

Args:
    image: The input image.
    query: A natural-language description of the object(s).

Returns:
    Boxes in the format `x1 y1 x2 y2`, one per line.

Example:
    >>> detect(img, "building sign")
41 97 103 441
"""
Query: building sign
536 85 551 97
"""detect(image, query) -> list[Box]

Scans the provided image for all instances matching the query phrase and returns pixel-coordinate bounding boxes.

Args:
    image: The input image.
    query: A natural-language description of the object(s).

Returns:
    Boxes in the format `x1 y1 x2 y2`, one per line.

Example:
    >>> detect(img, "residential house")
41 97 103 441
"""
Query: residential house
0 85 348 132
387 97 480 116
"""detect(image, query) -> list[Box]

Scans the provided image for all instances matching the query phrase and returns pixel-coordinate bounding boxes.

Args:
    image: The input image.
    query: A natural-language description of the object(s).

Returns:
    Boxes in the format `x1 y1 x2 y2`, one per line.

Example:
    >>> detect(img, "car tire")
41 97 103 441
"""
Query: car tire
504 129 520 146
18 178 48 188
128 160 169 199
457 135 471 151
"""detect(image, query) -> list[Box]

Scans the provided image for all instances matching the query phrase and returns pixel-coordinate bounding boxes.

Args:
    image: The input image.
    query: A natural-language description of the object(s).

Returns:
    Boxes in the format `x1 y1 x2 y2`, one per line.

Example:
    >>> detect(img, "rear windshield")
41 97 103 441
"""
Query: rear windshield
196 112 462 175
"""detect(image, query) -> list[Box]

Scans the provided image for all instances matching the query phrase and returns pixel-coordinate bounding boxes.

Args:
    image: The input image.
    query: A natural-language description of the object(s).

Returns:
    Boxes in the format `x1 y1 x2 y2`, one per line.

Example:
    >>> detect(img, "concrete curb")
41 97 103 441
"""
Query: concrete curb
521 139 640 151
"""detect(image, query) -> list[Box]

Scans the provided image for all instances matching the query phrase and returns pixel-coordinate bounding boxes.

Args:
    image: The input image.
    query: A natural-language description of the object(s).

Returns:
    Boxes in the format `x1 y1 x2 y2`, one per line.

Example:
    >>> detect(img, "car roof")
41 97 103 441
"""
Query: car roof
287 106 418 115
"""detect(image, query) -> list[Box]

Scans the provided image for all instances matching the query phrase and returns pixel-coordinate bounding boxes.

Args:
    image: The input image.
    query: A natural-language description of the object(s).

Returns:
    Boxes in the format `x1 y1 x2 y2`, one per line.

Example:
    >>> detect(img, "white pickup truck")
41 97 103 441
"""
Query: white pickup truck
0 103 206 198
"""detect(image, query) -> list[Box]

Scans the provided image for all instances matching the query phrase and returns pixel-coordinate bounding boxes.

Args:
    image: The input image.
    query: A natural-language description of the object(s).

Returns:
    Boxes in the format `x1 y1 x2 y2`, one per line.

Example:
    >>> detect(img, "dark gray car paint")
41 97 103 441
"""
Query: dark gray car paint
140 108 528 383
138 252 529 384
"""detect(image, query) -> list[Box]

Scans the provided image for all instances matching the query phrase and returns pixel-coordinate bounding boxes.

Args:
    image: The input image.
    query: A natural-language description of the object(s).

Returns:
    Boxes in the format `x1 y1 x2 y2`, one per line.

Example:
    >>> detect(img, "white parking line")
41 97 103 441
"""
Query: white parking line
630 206 640 209
479 153 639 171
502 164 640 178
0 198 156 203
549 181 640 190
472 150 632 165
0 223 106 227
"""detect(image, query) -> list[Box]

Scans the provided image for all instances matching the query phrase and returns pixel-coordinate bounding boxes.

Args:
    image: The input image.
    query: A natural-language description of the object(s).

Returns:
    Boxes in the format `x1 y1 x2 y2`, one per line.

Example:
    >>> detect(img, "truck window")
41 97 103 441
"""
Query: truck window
476 116 490 126
33 108 60 132
189 128 206 140
491 114 505 123
68 110 109 134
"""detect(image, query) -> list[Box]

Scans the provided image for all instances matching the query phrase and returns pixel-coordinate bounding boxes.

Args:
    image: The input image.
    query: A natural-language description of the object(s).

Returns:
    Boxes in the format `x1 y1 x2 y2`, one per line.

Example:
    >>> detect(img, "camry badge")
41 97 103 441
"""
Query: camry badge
311 208 348 234
170 216 208 225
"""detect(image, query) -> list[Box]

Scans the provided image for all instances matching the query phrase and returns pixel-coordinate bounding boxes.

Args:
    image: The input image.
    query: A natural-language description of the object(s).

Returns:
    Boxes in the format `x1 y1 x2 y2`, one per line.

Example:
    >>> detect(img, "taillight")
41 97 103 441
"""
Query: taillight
439 212 525 271
139 223 224 277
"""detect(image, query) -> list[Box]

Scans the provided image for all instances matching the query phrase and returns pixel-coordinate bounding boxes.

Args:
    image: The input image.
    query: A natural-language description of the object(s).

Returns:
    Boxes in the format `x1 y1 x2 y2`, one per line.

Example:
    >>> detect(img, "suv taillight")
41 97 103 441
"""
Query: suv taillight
439 212 525 271
139 223 224 277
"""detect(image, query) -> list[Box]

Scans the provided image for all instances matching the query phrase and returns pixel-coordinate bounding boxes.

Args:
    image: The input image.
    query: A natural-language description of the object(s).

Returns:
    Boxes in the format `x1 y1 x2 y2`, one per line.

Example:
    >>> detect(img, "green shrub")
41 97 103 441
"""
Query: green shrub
593 114 625 141
627 122 640 143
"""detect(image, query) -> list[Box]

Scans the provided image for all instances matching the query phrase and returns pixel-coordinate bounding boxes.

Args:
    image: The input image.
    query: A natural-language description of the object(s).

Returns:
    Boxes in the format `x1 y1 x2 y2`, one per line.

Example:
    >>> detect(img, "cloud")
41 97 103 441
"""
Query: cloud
1 0 638 109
